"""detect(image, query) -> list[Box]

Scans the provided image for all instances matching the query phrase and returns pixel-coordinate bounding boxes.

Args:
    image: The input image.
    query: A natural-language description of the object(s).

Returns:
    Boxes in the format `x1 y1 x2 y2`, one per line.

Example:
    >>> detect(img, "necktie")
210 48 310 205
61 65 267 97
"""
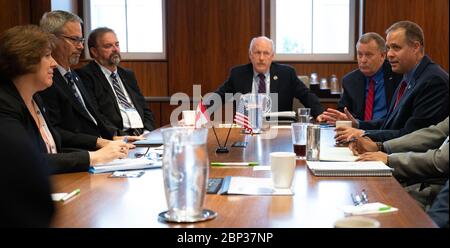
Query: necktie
65 72 98 124
111 73 142 135
364 78 375 121
64 72 84 106
258 74 266 93
393 80 407 109
111 72 133 109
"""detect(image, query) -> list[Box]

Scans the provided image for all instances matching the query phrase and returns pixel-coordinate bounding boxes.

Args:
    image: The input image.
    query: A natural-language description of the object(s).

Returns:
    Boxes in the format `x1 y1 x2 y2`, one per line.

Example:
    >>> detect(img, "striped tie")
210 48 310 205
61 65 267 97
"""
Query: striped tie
258 74 266 93
111 72 133 109
364 78 375 121
393 80 407 109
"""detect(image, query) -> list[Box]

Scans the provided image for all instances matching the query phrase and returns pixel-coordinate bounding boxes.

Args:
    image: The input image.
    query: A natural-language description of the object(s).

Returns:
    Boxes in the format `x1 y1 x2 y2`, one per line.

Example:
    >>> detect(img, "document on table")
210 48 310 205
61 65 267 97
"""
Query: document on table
89 157 162 174
320 147 358 162
307 161 393 177
219 176 293 195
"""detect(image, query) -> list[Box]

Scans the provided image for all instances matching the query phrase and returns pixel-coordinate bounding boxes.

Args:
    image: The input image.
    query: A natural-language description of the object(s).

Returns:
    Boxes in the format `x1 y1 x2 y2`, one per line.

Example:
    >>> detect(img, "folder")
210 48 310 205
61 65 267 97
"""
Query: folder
89 157 162 174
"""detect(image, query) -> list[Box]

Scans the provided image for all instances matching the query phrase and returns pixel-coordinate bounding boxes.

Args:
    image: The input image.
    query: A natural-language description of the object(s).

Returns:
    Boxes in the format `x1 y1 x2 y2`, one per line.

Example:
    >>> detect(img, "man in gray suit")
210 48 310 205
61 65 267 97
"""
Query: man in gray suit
351 117 449 209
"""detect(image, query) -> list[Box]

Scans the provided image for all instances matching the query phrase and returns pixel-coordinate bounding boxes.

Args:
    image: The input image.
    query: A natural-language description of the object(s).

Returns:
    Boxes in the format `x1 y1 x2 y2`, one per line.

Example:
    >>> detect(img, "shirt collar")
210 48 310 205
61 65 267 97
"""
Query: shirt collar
253 70 270 81
57 65 70 77
367 65 384 84
402 59 421 84
96 61 118 78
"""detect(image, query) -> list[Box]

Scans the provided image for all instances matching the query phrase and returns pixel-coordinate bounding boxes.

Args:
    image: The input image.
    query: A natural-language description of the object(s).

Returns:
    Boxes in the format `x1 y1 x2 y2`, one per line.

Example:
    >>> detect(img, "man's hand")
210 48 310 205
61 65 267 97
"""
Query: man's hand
349 136 378 155
316 107 355 125
356 151 388 165
335 126 364 143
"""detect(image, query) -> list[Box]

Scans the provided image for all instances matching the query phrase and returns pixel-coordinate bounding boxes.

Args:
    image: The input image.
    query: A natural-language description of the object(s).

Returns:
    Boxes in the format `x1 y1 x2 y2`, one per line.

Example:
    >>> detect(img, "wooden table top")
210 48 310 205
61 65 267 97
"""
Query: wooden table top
50 126 437 227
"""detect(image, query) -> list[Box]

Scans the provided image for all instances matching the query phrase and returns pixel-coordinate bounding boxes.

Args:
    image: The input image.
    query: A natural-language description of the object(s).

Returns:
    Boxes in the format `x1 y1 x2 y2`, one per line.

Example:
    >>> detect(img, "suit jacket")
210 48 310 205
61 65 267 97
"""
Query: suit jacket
384 117 448 185
38 69 115 145
0 74 54 227
360 55 449 142
427 180 449 228
214 62 324 117
76 61 155 134
0 77 90 174
337 60 402 120
0 116 54 227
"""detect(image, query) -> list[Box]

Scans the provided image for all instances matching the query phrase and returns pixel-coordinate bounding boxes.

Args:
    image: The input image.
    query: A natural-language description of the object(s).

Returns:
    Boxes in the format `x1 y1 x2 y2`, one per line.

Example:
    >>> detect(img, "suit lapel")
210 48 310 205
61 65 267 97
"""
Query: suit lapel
383 57 431 128
355 72 366 116
91 62 121 114
242 64 254 94
269 64 280 94
54 69 96 124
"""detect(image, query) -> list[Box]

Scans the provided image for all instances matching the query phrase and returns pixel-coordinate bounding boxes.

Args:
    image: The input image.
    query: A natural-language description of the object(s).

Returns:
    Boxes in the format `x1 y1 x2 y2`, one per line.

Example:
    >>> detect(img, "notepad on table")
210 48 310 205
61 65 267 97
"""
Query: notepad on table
319 147 357 162
306 161 393 177
89 157 162 174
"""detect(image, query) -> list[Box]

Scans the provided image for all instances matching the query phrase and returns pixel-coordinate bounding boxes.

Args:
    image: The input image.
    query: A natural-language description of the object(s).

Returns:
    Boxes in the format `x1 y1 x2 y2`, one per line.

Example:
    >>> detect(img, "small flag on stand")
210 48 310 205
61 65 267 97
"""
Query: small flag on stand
195 98 210 128
234 111 253 134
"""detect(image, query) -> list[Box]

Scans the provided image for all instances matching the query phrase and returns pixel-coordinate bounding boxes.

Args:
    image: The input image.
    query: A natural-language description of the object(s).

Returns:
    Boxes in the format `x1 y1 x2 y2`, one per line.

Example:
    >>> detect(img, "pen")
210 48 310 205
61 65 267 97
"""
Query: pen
378 206 391 211
211 162 259 166
61 188 81 202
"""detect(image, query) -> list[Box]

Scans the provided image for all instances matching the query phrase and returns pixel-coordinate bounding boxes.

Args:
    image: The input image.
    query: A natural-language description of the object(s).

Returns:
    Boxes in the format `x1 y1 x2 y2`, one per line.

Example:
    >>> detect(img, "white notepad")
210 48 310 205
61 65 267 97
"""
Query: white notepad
320 147 358 162
306 161 393 177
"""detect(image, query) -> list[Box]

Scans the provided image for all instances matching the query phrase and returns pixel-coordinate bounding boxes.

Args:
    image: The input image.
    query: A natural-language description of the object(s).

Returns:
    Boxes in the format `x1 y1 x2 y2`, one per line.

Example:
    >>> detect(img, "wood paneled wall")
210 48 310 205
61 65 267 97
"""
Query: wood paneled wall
1 0 448 127
364 0 449 71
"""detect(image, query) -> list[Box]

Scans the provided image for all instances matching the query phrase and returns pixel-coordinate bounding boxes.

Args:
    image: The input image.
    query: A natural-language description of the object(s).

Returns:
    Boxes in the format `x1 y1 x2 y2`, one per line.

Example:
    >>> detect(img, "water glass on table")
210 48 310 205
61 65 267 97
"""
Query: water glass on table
298 108 311 123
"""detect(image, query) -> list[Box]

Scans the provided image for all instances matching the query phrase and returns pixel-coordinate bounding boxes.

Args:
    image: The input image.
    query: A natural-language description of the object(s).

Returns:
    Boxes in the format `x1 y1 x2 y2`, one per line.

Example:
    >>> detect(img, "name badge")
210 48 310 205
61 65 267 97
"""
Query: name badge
125 108 144 128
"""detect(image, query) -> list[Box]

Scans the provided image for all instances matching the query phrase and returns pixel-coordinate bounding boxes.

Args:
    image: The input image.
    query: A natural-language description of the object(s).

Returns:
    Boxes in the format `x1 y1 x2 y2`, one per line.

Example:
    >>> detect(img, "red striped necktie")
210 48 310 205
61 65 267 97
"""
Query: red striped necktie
393 80 407 109
364 77 375 121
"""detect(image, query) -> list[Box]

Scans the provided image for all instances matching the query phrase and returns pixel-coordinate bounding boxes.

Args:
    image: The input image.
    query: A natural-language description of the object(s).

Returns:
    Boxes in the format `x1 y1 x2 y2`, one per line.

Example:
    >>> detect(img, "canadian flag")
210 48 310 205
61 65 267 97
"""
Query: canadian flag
195 99 210 128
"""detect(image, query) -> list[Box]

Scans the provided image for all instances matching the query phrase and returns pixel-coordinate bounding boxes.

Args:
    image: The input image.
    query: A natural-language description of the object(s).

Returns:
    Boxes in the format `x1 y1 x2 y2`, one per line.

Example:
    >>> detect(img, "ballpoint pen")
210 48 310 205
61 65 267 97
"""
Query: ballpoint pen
211 162 259 166
61 188 81 202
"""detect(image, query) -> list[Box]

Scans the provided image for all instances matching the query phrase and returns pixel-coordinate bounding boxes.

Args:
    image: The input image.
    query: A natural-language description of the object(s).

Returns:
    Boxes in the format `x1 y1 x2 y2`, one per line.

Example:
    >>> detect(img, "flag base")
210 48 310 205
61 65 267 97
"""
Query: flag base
215 147 229 153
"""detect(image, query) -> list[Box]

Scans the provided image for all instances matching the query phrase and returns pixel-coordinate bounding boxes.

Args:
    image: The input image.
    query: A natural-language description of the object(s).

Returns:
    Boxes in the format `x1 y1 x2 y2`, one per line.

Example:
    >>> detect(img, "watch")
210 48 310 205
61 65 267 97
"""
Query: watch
376 142 384 152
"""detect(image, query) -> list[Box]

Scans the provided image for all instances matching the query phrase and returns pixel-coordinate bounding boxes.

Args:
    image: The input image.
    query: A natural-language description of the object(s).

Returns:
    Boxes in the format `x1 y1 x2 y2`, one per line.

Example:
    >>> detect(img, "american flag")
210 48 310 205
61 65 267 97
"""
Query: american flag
234 111 253 133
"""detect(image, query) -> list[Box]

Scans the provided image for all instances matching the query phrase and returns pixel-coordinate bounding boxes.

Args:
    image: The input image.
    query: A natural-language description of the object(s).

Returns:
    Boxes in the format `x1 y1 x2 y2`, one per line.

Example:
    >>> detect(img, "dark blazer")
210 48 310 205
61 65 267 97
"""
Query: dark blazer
214 62 324 117
0 117 54 227
77 61 155 134
337 60 402 120
360 55 449 142
38 69 115 145
0 75 54 227
0 76 90 174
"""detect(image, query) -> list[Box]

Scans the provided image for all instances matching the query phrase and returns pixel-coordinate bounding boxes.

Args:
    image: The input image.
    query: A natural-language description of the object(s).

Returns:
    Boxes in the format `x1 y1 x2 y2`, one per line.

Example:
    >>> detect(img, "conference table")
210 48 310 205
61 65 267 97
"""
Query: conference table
50 125 437 228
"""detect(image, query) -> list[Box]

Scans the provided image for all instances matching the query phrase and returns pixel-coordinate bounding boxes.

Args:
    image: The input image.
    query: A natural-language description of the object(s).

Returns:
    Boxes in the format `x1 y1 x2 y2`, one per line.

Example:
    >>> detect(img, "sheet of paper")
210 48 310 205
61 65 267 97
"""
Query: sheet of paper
320 146 358 161
226 177 293 195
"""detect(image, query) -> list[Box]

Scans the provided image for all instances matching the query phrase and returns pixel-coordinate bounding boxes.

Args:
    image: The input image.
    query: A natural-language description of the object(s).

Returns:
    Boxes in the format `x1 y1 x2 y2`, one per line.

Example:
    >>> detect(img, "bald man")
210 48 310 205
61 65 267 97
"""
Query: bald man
213 36 323 117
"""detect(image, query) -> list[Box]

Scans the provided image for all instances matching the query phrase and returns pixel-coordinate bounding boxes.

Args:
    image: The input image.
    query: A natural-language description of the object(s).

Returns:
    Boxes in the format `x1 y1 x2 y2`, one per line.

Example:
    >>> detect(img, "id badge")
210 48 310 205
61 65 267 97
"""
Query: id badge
125 108 144 128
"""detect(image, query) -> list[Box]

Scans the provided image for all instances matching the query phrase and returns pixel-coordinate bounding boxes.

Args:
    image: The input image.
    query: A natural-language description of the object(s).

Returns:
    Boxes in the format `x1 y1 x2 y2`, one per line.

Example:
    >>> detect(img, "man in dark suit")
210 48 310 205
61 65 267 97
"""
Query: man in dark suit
334 21 449 142
212 36 324 118
77 27 155 135
38 11 129 149
335 32 402 121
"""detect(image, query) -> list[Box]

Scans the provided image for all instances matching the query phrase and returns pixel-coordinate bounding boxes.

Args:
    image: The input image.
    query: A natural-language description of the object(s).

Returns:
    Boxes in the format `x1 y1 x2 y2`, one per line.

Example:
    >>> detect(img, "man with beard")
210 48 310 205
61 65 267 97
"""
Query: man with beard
77 27 155 135
38 11 135 149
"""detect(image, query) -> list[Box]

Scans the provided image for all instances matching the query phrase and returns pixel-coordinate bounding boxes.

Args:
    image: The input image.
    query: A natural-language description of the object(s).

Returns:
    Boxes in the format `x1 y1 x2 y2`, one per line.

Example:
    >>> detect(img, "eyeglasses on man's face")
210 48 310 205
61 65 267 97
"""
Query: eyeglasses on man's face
59 35 85 45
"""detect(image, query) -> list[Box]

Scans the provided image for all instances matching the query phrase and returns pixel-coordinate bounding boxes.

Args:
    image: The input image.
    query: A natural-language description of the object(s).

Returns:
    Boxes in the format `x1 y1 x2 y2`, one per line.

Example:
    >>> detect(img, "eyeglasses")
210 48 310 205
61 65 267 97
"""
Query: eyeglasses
59 35 85 45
